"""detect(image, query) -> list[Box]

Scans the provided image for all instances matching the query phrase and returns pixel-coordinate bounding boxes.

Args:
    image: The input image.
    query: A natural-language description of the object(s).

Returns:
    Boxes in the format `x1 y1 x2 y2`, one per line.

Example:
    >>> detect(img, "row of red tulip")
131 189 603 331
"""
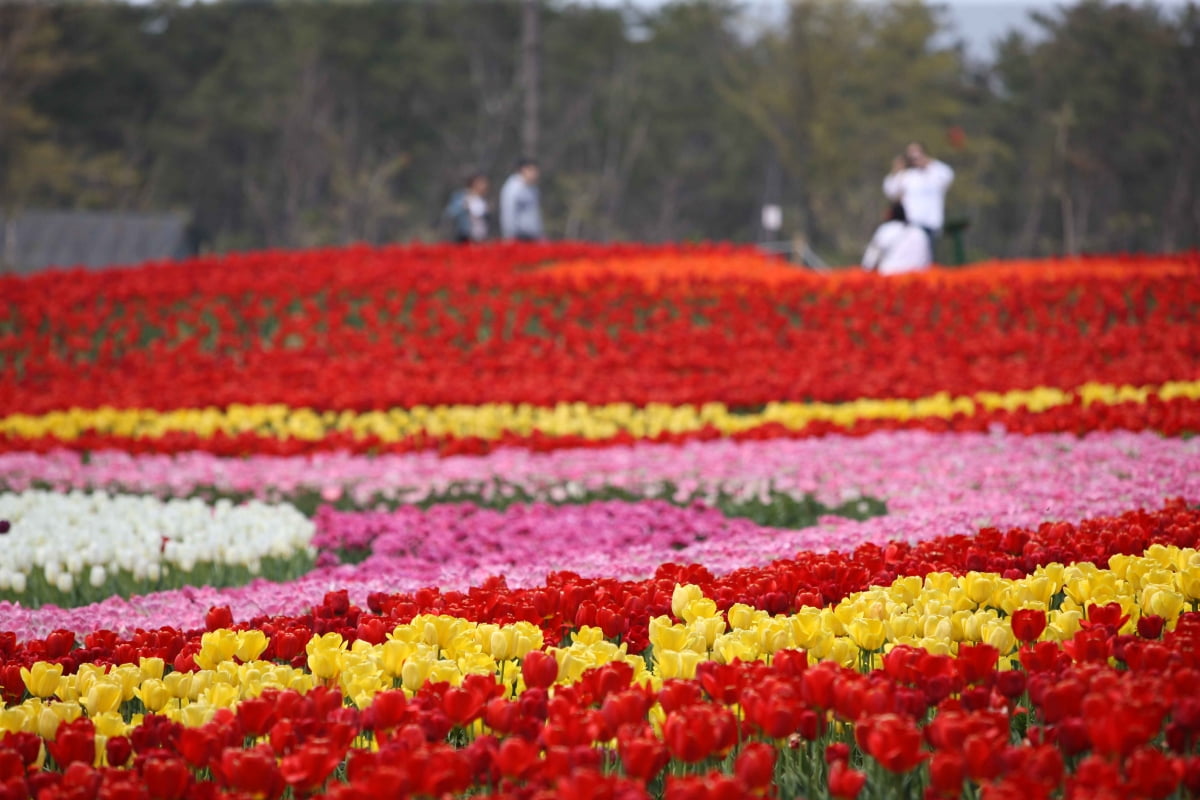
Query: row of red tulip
1 500 1193 677
4 248 1198 414
7 609 1200 800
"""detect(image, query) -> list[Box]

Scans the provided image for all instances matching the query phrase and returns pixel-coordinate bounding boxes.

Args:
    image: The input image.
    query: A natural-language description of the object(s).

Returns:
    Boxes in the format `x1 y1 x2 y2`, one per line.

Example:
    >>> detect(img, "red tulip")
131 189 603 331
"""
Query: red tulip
204 606 233 631
0 750 24 781
857 713 928 773
664 706 736 763
47 718 96 768
140 756 191 800
280 740 344 793
1011 609 1047 644
105 736 132 768
521 651 558 690
827 760 867 799
236 697 277 738
495 736 538 779
1138 614 1166 639
929 751 966 797
734 743 776 790
618 734 669 782
218 746 284 800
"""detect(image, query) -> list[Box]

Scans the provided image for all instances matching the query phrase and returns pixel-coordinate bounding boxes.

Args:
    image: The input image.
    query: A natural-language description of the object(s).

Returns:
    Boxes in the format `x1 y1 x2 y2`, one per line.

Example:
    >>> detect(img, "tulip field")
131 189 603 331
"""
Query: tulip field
2 244 1200 800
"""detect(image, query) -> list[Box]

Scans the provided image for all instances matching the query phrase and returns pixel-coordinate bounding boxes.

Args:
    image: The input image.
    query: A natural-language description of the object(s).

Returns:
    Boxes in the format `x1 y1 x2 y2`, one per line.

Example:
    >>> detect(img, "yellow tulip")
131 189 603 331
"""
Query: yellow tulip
112 665 142 702
649 617 701 653
306 633 347 680
235 630 270 662
416 616 468 650
1176 569 1200 601
82 679 124 715
195 630 239 670
136 679 173 713
91 711 129 739
923 572 958 594
825 638 859 668
757 619 793 654
572 627 605 646
0 706 31 734
21 662 63 698
551 649 591 684
381 640 416 677
510 623 543 659
1144 587 1186 620
487 628 517 661
963 572 999 606
915 637 953 656
787 609 825 647
139 657 165 682
443 631 482 660
982 620 1016 654
655 649 703 680
692 616 728 649
679 598 719 624
287 673 315 694
186 671 213 701
922 615 953 641
887 576 923 605
457 652 498 676
846 618 887 652
163 672 192 700
400 656 435 693
180 703 215 728
37 706 62 740
712 631 759 665
727 603 762 631
388 625 422 644
886 614 919 640
1045 610 1083 641
201 684 240 709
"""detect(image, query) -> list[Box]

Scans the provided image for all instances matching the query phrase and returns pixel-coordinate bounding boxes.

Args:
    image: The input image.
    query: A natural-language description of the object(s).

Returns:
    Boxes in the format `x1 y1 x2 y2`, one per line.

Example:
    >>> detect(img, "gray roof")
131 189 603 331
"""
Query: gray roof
0 210 192 275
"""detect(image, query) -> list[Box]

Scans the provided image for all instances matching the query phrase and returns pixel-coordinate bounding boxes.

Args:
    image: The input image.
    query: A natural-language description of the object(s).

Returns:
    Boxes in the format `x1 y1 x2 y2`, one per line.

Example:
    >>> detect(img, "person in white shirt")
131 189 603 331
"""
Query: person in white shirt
499 158 544 241
862 203 932 275
882 141 954 255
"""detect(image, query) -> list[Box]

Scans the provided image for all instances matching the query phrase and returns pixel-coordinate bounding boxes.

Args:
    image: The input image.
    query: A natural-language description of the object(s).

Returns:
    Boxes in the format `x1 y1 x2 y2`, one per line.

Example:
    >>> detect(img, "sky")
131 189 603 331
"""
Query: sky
587 0 1190 61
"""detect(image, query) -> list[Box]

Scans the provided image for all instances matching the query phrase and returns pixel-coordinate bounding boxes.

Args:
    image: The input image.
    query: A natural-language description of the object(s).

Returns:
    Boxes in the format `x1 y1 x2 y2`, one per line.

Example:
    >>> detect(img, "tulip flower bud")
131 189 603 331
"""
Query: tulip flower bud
137 679 173 713
1010 608 1047 643
1137 614 1165 639
520 651 558 690
20 662 63 699
671 584 704 620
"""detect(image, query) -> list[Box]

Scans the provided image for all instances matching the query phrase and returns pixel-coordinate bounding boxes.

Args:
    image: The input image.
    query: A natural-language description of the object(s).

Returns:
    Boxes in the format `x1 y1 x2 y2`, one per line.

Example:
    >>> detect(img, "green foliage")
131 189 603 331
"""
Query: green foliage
2 551 317 610
0 0 1195 262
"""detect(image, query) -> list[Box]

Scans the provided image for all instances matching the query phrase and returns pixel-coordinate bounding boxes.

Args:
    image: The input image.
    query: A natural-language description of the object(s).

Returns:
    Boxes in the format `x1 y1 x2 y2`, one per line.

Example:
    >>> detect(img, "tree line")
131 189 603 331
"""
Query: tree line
1 0 1197 265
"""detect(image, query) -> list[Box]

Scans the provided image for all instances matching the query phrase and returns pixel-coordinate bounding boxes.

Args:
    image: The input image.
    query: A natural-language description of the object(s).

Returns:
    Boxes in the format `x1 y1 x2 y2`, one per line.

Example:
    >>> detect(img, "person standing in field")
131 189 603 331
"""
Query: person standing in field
883 141 954 259
499 157 544 242
444 173 491 244
862 202 932 275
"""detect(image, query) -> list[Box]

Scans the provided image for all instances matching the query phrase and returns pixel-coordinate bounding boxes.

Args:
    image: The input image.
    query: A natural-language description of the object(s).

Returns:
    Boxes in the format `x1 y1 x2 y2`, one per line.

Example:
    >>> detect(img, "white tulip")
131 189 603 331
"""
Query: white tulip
0 490 314 598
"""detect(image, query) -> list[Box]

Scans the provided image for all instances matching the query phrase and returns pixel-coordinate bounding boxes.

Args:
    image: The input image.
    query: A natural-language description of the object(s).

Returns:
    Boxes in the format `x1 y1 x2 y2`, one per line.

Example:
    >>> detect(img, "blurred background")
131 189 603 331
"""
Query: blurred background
1 0 1197 272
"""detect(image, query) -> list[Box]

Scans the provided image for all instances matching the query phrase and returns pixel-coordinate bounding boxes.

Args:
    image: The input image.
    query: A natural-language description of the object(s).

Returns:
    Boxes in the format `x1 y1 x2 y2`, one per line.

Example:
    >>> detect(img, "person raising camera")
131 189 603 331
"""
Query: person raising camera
883 141 954 259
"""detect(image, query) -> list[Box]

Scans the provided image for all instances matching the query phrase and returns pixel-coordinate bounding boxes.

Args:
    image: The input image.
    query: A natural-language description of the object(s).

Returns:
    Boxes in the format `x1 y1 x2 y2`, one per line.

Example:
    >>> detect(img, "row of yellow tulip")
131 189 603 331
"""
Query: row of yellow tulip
2 381 1197 444
5 541 1197 768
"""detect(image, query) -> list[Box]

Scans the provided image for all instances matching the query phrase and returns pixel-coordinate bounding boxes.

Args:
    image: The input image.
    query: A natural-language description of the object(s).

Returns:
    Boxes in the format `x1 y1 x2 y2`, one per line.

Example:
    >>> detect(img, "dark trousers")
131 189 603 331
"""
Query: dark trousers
921 227 939 260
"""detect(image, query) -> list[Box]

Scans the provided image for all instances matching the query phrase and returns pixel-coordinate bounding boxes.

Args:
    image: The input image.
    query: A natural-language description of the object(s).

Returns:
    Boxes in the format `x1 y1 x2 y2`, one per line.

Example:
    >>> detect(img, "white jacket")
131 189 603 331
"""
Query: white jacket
882 160 954 231
862 221 932 275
